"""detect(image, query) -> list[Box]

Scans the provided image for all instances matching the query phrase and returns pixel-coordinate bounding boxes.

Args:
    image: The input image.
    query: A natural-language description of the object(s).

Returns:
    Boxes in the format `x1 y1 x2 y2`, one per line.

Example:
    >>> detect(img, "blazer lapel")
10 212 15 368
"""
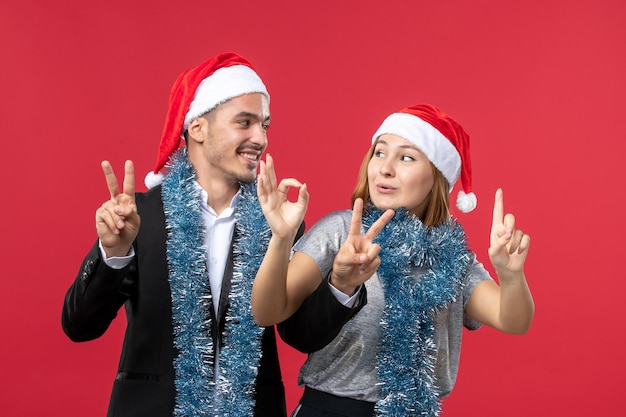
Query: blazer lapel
215 229 236 346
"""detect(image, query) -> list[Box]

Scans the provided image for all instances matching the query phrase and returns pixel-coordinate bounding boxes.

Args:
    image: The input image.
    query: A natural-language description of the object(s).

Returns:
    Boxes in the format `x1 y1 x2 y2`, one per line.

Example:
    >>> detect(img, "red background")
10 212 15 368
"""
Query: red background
1 1 625 415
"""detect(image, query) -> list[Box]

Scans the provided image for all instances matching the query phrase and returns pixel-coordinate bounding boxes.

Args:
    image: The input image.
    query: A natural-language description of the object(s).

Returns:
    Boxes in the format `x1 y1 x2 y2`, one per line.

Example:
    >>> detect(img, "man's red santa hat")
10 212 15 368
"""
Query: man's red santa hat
372 103 477 213
145 52 269 188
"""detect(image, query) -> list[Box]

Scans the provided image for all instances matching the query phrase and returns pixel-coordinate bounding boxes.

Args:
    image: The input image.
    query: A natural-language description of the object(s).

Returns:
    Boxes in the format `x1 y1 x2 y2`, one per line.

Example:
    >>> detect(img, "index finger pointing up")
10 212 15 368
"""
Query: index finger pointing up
492 188 504 226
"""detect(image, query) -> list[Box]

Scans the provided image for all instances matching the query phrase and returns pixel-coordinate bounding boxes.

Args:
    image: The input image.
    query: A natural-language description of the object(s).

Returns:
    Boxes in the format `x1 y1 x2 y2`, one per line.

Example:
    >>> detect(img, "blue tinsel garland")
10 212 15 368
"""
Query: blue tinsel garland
362 206 472 417
217 177 269 415
162 148 268 416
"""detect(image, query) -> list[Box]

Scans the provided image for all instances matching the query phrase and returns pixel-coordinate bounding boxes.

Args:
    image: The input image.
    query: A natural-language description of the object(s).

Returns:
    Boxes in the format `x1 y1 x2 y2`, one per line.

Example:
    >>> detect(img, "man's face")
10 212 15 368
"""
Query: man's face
195 93 270 184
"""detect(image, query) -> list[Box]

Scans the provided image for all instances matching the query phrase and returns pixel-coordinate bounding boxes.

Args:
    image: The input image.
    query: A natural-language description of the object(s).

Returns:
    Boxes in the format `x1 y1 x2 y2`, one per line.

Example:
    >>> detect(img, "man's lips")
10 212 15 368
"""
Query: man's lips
239 151 260 162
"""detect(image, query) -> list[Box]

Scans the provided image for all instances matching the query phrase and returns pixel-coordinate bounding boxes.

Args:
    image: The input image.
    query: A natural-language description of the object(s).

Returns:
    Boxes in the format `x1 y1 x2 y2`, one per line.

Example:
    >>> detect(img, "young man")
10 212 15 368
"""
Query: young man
62 52 302 417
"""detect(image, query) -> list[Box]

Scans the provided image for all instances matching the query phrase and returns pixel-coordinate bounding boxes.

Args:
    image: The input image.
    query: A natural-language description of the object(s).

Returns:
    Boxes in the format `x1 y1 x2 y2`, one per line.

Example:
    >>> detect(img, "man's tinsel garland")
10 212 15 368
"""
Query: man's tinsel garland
162 148 268 416
362 206 472 417
218 175 270 415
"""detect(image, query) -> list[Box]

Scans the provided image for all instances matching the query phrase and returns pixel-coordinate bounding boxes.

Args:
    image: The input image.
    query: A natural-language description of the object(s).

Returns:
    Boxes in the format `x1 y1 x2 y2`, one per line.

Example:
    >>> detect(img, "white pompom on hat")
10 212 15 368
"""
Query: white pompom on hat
372 103 477 213
144 52 269 189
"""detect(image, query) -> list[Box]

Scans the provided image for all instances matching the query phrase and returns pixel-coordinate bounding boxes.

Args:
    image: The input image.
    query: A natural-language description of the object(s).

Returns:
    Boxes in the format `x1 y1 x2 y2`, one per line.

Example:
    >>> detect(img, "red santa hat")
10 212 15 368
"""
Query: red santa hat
371 103 476 213
144 52 269 188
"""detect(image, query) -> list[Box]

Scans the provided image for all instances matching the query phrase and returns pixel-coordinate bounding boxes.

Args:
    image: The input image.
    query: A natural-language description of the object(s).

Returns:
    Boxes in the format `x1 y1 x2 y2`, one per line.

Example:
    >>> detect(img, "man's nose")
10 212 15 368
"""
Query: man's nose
250 123 268 145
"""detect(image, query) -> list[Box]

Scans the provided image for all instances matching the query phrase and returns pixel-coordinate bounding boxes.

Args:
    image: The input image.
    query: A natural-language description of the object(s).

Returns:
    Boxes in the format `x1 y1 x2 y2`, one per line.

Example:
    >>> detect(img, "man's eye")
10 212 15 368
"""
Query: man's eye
238 120 250 127
262 123 270 131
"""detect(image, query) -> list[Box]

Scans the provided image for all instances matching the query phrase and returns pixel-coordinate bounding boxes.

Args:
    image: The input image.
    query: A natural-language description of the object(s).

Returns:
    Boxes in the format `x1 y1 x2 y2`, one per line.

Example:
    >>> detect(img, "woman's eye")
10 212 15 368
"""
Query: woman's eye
402 155 415 162
374 150 385 158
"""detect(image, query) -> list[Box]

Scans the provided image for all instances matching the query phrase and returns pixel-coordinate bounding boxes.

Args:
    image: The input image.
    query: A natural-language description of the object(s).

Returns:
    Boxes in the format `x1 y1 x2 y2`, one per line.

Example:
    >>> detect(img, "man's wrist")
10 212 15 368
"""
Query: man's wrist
328 270 358 296
99 241 134 269
327 270 362 307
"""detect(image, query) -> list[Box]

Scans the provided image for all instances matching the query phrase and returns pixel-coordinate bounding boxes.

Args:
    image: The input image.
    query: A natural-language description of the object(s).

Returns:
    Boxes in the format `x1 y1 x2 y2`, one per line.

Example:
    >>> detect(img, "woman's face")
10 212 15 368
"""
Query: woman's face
367 134 435 217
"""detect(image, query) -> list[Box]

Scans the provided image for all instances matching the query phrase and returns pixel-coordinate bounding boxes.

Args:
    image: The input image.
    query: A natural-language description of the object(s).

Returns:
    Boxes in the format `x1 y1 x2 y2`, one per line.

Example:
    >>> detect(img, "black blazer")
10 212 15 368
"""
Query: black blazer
62 185 289 417
278 277 367 353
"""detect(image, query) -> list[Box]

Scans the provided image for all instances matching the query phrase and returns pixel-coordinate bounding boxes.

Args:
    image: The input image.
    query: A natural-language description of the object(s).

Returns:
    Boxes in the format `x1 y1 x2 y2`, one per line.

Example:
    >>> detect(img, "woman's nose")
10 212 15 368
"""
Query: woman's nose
380 160 394 176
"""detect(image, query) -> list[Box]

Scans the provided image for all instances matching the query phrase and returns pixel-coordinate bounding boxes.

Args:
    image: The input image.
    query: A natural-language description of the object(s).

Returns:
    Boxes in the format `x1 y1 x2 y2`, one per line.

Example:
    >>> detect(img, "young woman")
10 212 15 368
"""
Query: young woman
252 104 534 417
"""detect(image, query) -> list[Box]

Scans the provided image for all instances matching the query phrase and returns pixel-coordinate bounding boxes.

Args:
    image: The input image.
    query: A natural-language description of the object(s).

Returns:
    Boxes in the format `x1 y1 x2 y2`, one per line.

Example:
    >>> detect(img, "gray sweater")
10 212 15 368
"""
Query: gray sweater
292 210 492 401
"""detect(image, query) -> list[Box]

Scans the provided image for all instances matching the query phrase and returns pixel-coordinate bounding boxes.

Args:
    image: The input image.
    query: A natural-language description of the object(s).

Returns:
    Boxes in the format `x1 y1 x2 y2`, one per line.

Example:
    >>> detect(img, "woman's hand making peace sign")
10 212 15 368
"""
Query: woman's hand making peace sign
329 198 394 295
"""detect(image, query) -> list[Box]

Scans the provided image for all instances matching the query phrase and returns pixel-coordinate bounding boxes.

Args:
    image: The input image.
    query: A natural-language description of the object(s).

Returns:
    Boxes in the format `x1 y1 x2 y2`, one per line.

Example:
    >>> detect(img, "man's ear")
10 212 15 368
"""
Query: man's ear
186 117 205 143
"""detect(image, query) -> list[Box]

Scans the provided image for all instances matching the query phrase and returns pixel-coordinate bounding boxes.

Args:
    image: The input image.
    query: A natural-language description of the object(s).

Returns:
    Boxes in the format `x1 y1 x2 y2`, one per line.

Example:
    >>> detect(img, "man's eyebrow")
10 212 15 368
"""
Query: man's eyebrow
233 111 271 122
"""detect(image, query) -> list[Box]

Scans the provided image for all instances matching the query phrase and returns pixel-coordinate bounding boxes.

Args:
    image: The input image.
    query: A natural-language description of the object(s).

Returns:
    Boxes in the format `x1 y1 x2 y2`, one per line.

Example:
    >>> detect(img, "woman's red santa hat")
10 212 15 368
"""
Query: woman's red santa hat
371 103 477 213
145 52 269 188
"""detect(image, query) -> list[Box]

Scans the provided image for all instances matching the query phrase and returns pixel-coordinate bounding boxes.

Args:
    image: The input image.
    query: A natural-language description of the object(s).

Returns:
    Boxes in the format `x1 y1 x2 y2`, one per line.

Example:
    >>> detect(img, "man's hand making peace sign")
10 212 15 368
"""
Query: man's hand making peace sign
95 160 141 258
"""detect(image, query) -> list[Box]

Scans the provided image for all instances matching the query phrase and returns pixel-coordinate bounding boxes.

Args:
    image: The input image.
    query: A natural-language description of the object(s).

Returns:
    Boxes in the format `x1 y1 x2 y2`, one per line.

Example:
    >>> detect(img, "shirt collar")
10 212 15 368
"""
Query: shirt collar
194 181 241 218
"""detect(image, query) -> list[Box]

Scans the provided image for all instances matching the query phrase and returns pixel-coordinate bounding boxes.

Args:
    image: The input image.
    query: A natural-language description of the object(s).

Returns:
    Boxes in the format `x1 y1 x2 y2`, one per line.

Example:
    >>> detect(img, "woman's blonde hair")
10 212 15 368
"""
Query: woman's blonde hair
351 141 451 227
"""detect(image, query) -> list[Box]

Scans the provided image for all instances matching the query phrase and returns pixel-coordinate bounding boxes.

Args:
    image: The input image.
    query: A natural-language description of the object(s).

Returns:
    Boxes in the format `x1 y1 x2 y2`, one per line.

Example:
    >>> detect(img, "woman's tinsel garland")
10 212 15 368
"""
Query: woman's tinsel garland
362 206 472 417
162 148 268 416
